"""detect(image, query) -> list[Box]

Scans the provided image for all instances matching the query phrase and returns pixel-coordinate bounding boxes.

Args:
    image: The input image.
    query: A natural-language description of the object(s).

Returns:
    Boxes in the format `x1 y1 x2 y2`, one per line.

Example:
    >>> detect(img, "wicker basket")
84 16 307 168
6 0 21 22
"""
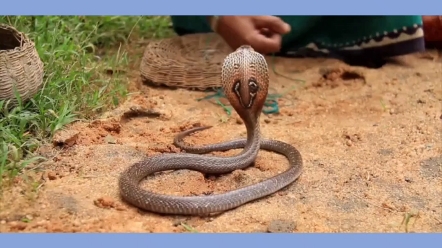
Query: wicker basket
140 33 233 91
0 24 44 105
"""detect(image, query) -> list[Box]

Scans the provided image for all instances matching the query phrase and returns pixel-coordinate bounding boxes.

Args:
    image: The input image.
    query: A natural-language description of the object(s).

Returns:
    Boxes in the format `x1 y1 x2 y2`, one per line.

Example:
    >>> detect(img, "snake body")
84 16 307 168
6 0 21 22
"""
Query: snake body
119 45 303 215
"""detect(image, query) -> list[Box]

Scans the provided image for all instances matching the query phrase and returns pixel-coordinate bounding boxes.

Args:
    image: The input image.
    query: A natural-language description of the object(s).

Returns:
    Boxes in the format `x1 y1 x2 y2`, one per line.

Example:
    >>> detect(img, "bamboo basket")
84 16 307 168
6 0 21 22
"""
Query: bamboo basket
140 33 232 91
0 24 44 106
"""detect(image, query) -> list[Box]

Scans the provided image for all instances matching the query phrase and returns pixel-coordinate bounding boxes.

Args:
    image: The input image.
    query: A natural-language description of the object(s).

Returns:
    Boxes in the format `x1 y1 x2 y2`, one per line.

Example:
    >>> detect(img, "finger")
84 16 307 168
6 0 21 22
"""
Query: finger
246 32 282 54
252 16 291 34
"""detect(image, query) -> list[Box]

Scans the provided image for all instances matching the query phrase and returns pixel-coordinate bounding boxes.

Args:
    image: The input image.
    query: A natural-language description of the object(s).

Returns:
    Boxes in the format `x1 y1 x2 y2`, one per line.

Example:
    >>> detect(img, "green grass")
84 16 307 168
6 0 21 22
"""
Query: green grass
0 16 174 186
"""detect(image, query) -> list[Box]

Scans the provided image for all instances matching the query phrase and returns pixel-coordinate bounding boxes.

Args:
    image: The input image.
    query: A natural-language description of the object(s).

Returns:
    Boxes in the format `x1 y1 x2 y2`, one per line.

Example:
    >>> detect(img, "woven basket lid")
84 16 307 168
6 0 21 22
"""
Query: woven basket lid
0 24 44 106
140 33 233 91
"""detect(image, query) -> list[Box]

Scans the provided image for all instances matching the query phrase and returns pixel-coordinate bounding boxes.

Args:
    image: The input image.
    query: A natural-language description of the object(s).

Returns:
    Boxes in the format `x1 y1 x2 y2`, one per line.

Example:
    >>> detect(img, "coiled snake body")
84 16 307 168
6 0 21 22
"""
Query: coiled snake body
119 45 303 215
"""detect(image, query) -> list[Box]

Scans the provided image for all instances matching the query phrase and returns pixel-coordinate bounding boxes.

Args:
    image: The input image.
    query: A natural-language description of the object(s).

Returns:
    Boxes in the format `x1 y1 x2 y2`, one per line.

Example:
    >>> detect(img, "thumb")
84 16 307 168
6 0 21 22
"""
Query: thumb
252 16 291 34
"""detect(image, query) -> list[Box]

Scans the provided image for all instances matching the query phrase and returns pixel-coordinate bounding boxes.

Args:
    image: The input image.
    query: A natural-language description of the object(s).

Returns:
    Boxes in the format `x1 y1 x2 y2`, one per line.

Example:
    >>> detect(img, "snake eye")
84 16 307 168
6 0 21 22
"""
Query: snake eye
248 80 259 94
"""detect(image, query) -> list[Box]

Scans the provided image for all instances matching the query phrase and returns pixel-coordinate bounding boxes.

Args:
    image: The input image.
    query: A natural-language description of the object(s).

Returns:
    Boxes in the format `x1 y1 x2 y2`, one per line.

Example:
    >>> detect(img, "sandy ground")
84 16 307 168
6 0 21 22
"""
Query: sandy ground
0 49 441 233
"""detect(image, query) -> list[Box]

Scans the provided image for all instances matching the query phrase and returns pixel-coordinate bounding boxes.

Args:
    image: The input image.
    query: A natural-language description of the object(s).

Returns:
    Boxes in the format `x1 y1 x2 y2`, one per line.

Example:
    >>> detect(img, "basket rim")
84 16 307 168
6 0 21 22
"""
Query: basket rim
140 33 230 70
142 32 230 58
0 23 33 54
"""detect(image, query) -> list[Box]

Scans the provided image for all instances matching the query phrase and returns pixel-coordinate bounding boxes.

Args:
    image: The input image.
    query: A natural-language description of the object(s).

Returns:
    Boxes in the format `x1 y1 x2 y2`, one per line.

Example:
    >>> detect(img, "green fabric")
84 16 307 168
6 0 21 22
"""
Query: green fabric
280 16 423 50
170 16 423 51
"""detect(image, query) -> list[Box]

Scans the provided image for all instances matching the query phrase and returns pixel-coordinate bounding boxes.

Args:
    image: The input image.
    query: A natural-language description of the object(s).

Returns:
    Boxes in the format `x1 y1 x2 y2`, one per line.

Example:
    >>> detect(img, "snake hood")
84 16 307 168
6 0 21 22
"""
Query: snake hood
221 45 269 124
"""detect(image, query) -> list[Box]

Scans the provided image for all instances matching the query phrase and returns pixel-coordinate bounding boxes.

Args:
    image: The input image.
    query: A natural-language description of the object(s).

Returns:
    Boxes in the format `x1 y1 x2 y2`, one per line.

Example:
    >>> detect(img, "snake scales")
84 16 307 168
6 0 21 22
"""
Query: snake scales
119 45 303 215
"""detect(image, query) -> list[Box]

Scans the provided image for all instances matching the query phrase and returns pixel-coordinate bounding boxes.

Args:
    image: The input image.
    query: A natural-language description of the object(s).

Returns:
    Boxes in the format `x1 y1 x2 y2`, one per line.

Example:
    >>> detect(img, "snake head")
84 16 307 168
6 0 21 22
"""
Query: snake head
221 45 269 123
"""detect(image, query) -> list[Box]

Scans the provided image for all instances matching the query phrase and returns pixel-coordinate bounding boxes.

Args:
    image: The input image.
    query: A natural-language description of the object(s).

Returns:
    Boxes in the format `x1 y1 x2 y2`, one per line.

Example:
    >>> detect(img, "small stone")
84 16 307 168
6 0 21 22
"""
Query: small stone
52 129 79 148
404 177 413 183
47 171 57 180
389 108 396 115
267 220 296 233
264 119 271 124
104 135 117 144
172 219 183 227
235 117 243 125
35 220 47 227
9 221 27 231
0 220 6 224
346 140 352 147
94 196 115 209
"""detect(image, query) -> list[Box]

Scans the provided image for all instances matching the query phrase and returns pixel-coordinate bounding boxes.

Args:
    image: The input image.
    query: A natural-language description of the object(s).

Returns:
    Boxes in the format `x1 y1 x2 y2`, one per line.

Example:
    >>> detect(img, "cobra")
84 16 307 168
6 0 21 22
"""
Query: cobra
118 45 303 215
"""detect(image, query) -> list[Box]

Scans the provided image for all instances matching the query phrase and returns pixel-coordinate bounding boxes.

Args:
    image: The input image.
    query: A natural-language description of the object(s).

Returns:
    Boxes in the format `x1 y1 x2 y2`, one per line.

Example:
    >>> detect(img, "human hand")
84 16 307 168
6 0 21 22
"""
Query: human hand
213 16 291 54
